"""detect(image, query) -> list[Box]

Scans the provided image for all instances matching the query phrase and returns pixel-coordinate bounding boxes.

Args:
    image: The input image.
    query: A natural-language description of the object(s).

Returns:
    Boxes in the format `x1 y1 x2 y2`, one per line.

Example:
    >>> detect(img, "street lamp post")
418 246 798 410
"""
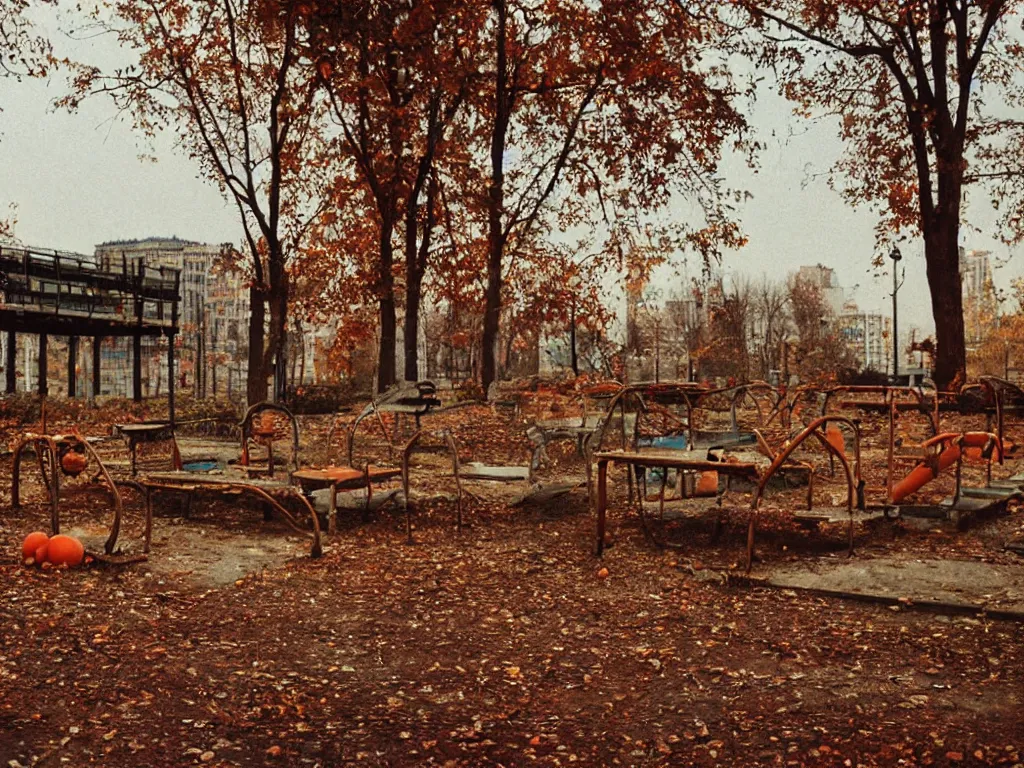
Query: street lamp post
889 246 903 381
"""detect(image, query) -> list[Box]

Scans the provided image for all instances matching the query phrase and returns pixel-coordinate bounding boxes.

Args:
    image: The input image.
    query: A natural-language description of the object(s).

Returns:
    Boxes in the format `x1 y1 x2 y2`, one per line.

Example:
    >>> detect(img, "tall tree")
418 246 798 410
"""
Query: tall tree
66 0 324 404
704 277 754 380
478 0 749 391
744 0 1021 388
309 0 480 390
787 271 853 382
751 275 790 379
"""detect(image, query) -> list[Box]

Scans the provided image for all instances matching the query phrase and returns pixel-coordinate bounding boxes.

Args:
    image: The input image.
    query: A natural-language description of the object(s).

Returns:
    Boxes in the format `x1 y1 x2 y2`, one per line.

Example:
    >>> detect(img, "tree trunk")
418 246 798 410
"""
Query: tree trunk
481 0 509 395
246 285 267 405
378 218 397 393
570 299 578 375
482 229 502 392
266 271 289 403
404 174 436 383
403 194 423 384
925 226 966 389
404 271 422 383
918 132 966 390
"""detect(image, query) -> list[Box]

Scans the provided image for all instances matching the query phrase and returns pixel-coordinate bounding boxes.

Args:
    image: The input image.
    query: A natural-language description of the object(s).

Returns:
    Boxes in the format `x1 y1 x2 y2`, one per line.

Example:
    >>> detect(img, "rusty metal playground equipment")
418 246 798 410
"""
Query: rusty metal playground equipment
7 373 1024 570
586 377 1024 570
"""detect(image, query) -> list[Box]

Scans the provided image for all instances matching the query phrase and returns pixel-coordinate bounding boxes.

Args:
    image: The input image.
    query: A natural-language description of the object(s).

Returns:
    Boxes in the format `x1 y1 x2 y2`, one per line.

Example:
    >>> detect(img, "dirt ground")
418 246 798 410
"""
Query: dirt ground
2 405 1024 767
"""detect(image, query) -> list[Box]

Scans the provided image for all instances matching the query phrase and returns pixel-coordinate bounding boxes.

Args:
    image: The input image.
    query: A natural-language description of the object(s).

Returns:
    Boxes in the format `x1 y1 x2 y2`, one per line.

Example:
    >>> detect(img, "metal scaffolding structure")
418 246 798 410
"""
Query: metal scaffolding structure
0 245 181 421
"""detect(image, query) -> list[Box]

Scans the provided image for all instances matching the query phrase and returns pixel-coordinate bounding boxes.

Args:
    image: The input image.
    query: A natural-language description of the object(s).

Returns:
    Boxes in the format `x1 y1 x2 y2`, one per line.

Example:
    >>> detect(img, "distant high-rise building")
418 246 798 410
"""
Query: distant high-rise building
795 264 846 317
838 300 892 373
960 248 998 346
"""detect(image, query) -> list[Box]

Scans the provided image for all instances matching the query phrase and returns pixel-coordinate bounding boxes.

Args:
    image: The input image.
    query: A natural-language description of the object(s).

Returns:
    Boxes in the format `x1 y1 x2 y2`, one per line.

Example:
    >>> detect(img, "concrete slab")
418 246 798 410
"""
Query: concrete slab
459 463 531 481
309 487 402 513
67 522 303 589
766 557 1024 614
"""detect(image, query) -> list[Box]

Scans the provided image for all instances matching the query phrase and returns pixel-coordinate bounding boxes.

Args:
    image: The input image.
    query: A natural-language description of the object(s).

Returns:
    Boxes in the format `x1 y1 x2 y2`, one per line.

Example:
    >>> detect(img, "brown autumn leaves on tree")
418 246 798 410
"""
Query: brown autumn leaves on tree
476 0 750 392
307 0 478 390
0 1 53 81
49 0 1024 396
65 0 328 405
60 0 751 398
743 0 1024 389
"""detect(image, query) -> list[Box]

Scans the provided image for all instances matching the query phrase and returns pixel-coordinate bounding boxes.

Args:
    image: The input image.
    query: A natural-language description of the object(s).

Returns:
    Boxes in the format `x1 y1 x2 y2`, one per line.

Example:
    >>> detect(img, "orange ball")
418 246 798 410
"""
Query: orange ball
22 531 49 561
61 451 88 476
47 534 85 567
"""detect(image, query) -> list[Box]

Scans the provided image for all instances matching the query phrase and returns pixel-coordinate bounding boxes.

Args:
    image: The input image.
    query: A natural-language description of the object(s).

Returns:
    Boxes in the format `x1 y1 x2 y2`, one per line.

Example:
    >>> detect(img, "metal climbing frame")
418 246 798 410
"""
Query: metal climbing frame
11 428 125 554
748 416 864 572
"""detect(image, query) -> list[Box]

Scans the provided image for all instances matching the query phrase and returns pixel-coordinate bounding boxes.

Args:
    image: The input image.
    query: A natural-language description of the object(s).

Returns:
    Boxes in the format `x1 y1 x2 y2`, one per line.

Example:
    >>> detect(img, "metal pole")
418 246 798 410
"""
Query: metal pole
168 332 176 426
890 246 902 381
38 333 48 396
5 330 15 393
67 336 78 398
92 336 102 399
892 266 898 380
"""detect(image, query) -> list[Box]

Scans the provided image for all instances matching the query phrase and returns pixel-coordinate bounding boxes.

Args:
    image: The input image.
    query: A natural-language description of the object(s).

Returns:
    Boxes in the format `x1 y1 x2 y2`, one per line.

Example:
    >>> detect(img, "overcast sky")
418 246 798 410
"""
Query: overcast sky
0 7 1020 337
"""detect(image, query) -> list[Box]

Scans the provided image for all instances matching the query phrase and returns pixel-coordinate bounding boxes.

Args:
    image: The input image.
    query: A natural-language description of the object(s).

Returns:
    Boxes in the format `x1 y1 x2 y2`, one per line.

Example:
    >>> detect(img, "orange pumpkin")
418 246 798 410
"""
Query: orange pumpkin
47 534 85 567
22 531 49 561
61 451 88 476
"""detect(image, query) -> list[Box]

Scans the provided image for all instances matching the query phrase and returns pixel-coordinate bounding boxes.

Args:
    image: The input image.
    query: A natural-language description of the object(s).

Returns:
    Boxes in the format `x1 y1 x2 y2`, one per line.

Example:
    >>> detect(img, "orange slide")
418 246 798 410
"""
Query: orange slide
890 432 1004 503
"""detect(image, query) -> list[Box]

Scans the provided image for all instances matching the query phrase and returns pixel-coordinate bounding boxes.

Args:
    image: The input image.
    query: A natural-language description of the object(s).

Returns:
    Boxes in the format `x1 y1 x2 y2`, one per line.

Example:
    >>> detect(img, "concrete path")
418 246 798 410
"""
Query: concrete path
766 557 1024 615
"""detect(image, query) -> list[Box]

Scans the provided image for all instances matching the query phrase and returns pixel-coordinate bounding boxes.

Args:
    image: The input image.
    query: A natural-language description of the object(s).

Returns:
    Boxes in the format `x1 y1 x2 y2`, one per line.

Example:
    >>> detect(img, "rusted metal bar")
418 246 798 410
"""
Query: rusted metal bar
752 417 861 512
71 428 123 554
12 435 60 534
726 382 775 432
749 416 862 572
596 458 609 556
141 478 322 557
445 432 464 532
401 430 419 543
621 394 632 504
361 464 372 523
887 393 896 503
593 452 760 475
346 402 395 467
658 465 668 520
400 428 464 542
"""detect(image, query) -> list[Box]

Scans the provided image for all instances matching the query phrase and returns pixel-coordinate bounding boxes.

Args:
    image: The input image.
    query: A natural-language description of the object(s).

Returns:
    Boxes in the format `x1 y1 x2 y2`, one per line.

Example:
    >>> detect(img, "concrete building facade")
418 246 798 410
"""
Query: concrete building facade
795 264 846 317
960 248 997 346
94 238 247 398
837 300 893 374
